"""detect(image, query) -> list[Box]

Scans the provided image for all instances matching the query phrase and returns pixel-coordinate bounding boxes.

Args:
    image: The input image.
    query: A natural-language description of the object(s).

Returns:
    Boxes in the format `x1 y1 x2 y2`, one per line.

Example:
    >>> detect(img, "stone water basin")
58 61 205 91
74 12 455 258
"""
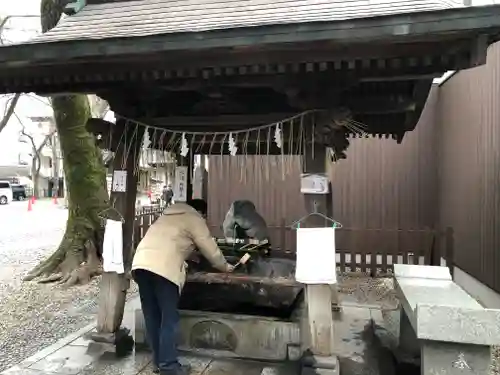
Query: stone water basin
181 256 303 318
135 256 305 361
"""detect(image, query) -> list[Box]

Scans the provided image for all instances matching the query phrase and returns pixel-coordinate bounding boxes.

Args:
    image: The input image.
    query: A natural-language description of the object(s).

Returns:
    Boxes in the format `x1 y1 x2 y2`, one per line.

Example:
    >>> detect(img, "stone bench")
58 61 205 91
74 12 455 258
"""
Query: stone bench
394 264 500 375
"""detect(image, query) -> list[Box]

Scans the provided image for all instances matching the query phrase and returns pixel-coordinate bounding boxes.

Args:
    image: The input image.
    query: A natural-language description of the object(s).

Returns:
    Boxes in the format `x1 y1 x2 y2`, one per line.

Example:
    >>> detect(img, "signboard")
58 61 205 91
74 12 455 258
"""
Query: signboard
112 170 127 192
174 166 188 202
300 173 329 194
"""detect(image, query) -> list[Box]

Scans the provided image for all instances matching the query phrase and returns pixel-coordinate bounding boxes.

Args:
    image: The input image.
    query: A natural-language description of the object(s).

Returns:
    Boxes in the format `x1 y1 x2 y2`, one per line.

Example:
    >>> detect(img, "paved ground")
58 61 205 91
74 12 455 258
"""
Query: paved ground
0 201 395 374
0 298 299 375
0 202 495 374
0 200 102 372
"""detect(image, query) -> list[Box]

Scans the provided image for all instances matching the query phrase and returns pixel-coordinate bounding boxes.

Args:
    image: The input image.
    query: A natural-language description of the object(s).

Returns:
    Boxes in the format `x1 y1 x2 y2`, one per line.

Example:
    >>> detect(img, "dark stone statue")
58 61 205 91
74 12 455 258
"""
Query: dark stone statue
222 200 269 241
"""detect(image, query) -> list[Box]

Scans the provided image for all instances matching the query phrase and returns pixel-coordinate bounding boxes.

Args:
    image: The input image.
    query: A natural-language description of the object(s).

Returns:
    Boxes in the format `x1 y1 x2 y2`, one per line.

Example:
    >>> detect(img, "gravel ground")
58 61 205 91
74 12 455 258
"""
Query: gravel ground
0 204 497 374
337 272 399 310
0 201 136 372
492 348 500 375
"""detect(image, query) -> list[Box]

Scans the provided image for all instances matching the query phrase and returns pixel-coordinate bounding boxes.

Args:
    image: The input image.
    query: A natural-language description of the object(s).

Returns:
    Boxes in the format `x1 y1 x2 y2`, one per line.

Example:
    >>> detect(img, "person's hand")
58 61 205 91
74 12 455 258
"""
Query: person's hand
225 264 236 273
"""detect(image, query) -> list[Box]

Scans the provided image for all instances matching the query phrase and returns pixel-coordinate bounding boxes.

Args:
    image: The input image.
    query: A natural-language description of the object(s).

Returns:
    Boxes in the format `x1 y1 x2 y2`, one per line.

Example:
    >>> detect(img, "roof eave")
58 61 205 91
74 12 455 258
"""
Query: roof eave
1 5 500 67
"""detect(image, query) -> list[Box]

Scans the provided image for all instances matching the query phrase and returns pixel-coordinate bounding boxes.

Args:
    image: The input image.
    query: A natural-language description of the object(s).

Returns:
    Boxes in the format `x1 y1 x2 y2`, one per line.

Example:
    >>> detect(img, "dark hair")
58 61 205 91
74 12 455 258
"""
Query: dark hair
188 199 208 216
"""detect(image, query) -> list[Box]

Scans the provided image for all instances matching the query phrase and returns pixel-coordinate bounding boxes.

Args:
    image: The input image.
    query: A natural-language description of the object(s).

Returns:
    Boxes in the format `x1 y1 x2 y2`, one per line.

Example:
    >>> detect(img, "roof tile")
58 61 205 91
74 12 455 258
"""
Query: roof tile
30 0 463 44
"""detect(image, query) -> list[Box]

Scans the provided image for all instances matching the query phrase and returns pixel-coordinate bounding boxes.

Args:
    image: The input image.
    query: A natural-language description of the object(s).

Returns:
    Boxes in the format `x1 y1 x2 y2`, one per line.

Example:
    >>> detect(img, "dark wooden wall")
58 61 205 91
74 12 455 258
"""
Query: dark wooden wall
437 42 500 293
328 88 438 229
206 43 500 293
206 87 439 248
206 155 306 249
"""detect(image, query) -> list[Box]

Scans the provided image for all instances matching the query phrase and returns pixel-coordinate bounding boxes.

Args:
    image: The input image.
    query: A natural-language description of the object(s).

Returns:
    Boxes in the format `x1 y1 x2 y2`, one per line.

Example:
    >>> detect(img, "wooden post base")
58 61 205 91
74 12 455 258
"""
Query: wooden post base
86 327 134 357
306 284 335 356
87 272 134 354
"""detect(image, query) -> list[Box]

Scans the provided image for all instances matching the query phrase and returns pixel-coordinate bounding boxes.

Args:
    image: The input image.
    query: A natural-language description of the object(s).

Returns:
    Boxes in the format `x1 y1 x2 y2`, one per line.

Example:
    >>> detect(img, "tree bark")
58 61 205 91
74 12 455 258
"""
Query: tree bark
50 133 60 197
31 158 39 197
25 96 110 285
25 0 111 286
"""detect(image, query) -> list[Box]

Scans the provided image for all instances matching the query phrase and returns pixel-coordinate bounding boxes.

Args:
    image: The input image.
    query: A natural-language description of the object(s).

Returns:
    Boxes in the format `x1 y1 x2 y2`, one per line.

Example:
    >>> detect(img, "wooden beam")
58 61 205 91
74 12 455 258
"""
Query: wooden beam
134 97 415 130
470 34 488 67
403 79 433 134
4 63 449 95
147 72 440 92
141 113 295 128
347 97 416 115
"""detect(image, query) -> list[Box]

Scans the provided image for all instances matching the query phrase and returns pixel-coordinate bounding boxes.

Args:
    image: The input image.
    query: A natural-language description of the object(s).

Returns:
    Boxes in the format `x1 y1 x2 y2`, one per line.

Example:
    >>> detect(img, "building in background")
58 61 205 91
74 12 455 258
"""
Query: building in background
0 95 56 195
26 116 63 197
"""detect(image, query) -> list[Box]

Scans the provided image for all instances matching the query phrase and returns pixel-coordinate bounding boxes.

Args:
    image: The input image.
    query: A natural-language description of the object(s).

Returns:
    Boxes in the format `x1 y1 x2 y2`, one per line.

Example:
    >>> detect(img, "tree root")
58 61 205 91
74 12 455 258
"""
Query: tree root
24 221 104 287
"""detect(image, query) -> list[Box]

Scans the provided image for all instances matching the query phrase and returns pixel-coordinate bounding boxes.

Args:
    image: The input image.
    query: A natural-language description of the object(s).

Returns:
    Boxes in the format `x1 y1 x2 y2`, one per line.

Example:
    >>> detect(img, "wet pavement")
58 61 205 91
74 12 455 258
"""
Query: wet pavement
0 296 296 375
0 294 402 375
0 217 403 375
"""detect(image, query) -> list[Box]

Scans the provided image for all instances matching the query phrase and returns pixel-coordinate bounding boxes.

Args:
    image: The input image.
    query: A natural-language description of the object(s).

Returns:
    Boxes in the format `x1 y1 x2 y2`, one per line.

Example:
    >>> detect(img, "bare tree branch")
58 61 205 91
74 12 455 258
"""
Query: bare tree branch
0 15 40 44
20 126 37 156
0 14 41 134
26 93 53 107
0 93 21 134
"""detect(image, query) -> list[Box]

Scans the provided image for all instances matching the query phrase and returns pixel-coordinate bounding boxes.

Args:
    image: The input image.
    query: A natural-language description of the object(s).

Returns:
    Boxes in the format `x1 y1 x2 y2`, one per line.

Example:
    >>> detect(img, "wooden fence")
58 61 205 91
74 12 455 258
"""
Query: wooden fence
133 205 165 249
209 223 454 276
133 209 454 277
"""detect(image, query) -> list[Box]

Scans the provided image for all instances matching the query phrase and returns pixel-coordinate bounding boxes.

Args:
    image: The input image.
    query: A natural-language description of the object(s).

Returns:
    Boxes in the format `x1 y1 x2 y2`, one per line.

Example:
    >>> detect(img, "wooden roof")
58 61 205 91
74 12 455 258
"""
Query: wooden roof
31 0 464 44
1 5 500 70
1 0 500 152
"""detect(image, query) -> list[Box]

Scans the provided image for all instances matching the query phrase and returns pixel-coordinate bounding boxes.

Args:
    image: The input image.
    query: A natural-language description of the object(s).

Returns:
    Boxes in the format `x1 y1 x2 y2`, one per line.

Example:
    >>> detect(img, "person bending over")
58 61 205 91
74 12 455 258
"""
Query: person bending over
132 199 234 375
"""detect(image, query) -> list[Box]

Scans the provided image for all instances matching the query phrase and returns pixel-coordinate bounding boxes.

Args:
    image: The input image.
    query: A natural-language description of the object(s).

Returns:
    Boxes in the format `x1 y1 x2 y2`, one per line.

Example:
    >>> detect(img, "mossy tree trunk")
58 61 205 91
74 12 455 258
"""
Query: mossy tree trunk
25 0 111 286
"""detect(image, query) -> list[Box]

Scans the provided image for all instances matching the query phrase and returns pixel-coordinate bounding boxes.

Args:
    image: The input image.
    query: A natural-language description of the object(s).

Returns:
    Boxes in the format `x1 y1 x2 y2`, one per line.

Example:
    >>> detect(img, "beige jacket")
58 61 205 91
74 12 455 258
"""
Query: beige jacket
131 203 228 289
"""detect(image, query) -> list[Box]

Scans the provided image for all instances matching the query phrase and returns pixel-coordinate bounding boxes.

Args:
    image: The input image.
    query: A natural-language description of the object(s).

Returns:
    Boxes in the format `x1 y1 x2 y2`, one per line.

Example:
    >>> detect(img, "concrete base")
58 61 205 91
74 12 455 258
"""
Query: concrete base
301 368 338 375
300 354 339 375
398 309 420 358
302 354 339 369
85 328 134 357
421 341 491 375
135 308 302 361
394 265 500 374
453 266 500 309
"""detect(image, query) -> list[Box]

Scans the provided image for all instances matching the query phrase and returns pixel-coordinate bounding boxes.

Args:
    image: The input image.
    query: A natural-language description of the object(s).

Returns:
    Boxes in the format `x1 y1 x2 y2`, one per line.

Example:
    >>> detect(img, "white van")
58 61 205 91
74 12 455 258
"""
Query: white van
0 180 13 205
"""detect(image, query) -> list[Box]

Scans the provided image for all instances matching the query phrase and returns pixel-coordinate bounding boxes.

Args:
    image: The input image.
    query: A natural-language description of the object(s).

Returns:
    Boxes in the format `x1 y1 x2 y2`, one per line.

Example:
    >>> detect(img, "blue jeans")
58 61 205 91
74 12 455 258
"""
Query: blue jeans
134 269 180 372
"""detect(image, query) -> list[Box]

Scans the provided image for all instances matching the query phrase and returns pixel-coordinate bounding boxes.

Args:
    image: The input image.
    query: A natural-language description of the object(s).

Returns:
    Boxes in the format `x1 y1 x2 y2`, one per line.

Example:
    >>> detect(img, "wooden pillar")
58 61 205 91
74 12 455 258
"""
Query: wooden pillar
302 145 338 368
89 119 144 351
